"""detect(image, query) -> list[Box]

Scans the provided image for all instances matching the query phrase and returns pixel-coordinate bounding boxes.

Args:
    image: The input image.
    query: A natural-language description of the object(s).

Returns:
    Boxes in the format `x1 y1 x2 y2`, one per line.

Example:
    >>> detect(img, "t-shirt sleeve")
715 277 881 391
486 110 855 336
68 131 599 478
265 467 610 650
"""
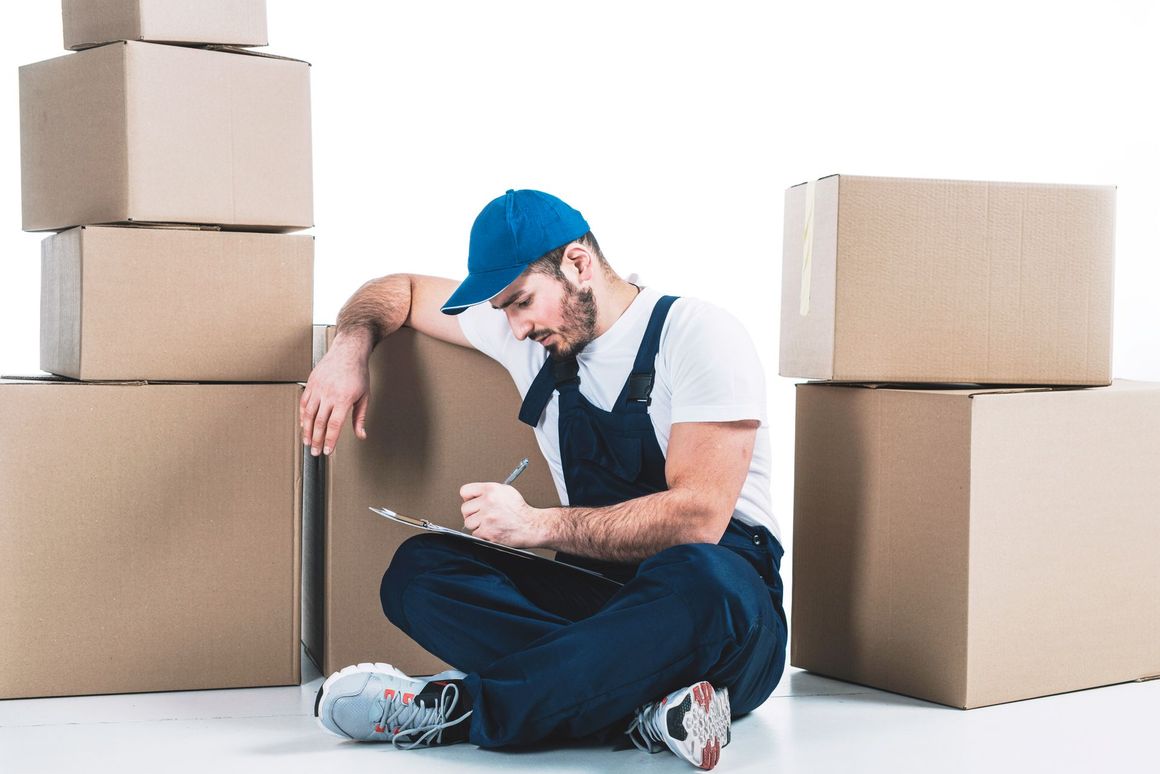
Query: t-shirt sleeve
661 300 769 426
456 301 513 363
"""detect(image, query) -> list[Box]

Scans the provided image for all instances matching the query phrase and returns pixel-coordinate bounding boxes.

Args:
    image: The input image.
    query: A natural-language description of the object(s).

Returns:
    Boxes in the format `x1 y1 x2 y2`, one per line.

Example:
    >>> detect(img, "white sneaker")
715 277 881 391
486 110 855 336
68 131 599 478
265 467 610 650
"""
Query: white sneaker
627 681 731 770
314 662 470 747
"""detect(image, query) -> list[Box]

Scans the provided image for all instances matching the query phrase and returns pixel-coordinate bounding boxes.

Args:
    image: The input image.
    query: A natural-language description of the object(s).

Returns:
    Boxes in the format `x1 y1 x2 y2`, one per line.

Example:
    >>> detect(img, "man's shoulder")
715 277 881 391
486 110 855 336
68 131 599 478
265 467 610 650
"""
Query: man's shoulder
664 295 749 336
659 294 761 368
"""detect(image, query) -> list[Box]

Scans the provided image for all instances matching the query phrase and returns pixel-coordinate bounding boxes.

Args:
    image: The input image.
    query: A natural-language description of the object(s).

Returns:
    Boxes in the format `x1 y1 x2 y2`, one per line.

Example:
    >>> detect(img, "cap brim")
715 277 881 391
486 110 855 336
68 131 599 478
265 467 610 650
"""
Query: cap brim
440 263 529 315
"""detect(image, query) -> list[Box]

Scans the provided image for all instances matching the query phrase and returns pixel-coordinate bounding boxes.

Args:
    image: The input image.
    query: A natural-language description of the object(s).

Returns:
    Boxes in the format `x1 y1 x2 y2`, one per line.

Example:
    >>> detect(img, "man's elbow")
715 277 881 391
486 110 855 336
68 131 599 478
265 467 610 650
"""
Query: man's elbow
682 495 734 545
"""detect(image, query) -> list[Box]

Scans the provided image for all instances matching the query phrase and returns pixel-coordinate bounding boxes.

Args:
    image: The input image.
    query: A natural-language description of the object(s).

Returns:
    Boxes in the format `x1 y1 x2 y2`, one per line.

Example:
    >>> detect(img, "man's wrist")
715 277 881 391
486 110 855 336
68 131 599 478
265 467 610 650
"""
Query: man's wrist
332 326 375 358
534 506 561 547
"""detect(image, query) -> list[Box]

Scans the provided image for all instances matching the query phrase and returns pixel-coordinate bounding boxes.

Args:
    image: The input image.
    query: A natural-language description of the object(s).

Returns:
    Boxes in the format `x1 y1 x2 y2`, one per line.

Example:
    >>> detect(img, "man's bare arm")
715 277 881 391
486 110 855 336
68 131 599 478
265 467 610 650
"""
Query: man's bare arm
300 274 467 456
462 420 759 561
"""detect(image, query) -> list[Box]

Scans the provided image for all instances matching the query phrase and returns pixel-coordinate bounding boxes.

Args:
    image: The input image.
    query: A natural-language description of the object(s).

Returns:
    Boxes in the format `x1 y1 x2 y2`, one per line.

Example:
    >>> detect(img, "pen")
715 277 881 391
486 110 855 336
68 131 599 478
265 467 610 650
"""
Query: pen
502 457 530 486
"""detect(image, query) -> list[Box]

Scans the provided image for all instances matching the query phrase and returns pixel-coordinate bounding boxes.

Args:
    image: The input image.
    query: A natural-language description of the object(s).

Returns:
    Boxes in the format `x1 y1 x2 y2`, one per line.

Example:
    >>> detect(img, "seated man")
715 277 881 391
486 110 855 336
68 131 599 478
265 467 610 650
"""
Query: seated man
302 190 786 770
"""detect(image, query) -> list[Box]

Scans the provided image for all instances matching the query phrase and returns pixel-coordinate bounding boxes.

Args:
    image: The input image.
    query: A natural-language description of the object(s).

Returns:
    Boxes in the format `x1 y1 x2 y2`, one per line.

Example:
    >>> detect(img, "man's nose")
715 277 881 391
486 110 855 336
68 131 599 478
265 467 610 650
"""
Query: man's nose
510 316 534 341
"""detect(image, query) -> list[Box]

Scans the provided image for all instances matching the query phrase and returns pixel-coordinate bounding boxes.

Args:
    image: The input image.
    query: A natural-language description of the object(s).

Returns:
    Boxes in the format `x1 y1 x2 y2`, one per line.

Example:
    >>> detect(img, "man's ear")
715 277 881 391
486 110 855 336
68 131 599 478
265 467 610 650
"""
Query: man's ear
562 243 594 284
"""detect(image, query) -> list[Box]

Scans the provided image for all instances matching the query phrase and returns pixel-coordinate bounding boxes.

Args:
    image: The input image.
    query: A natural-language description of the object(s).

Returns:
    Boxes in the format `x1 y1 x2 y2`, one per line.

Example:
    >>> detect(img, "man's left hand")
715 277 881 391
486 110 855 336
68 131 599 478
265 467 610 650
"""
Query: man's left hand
459 482 547 548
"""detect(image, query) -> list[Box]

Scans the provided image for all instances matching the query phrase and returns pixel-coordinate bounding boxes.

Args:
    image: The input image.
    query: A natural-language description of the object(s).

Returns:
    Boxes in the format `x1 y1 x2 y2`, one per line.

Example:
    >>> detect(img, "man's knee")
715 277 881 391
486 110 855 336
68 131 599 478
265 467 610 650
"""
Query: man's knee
379 533 467 627
641 542 770 627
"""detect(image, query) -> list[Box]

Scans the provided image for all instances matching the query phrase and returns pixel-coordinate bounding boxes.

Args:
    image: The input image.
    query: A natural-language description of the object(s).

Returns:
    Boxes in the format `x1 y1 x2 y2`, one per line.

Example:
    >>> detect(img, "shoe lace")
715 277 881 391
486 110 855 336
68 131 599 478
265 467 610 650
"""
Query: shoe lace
374 682 472 750
626 699 667 754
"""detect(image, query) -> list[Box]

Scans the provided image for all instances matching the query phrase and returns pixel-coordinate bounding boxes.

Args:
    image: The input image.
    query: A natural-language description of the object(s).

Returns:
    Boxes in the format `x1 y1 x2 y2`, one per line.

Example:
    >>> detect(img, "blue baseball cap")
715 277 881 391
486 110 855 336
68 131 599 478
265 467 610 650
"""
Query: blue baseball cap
441 189 590 315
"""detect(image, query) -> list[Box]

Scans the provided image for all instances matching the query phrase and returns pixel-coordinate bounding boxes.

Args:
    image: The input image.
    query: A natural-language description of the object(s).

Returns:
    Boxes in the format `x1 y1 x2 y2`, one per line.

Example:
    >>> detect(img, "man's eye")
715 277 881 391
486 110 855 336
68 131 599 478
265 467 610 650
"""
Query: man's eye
518 297 533 308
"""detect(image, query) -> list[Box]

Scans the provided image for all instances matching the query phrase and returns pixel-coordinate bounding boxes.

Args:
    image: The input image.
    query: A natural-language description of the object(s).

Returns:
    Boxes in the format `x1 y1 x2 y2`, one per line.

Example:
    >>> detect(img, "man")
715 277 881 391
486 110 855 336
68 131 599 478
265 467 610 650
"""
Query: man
303 190 786 769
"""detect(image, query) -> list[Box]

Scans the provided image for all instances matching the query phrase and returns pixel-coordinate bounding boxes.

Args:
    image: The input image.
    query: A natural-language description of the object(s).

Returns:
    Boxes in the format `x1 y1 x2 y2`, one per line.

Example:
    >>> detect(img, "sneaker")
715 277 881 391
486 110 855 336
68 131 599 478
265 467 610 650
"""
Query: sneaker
627 681 731 770
314 662 471 748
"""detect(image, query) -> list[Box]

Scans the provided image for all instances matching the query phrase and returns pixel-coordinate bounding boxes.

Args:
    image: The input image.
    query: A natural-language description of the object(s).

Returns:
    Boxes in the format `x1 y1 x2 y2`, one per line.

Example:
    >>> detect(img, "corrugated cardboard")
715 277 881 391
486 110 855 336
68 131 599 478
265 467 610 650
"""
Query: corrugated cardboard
791 380 1160 709
62 0 268 50
303 326 560 675
40 226 313 382
780 175 1115 385
0 380 303 699
20 41 312 232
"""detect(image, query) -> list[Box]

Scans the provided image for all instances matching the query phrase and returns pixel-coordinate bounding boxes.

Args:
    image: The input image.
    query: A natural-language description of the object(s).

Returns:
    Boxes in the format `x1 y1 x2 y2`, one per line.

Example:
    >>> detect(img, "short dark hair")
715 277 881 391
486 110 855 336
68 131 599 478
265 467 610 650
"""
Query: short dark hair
527 231 607 281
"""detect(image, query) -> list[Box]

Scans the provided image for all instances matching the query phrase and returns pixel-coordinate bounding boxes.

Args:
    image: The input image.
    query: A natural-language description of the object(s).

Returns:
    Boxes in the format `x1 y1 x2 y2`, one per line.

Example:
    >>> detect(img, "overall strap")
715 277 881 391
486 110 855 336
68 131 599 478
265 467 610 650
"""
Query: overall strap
518 355 563 427
616 295 679 411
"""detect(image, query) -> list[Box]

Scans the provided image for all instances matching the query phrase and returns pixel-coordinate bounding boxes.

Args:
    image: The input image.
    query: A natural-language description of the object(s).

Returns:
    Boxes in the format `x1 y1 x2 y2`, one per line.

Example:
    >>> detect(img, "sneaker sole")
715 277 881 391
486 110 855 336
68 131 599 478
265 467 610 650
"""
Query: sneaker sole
314 662 412 740
666 681 730 770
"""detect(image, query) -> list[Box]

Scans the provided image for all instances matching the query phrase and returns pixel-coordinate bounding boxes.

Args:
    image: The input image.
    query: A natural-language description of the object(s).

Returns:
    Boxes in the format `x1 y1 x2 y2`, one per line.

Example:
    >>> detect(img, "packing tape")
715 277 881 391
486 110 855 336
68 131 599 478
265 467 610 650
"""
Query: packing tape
799 178 817 316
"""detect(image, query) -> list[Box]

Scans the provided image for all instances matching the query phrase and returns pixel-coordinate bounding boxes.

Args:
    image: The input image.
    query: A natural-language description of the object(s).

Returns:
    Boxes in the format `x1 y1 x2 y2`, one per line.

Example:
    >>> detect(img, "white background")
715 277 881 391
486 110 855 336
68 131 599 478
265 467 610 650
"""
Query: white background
2 1 1157 545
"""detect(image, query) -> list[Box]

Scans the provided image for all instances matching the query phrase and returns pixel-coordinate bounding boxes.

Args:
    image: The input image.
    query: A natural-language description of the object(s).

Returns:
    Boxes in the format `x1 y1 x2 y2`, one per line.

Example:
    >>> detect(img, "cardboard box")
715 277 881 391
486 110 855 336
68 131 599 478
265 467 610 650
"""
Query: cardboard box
40 226 313 382
20 41 312 232
0 380 303 699
303 326 561 675
791 380 1160 709
63 0 268 50
780 175 1115 385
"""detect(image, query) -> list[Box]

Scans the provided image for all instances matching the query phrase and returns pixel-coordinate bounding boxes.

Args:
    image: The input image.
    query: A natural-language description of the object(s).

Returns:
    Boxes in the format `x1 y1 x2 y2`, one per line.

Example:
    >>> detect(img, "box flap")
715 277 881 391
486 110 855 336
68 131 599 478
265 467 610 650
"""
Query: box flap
789 173 840 189
206 45 309 65
800 382 1081 398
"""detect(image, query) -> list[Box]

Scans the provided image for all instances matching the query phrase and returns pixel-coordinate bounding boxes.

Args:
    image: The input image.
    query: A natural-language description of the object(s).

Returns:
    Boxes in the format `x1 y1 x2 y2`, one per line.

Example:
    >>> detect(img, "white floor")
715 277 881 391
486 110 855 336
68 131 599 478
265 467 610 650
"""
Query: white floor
1 647 1156 774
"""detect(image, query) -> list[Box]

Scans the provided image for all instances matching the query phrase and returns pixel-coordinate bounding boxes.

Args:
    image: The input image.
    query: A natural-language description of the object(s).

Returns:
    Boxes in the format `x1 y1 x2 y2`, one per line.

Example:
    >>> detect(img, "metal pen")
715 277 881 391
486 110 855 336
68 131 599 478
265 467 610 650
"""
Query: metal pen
502 457 530 485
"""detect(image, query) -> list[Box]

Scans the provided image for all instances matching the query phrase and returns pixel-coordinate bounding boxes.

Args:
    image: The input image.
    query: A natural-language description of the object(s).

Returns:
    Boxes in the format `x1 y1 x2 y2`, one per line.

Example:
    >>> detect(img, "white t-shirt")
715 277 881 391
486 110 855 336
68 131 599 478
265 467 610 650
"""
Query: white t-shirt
457 285 781 544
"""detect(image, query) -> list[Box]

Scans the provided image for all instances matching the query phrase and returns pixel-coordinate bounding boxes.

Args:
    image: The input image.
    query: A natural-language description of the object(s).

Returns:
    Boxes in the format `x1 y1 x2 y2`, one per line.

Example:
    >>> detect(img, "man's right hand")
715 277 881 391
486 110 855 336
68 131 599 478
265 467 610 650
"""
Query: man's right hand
300 328 374 457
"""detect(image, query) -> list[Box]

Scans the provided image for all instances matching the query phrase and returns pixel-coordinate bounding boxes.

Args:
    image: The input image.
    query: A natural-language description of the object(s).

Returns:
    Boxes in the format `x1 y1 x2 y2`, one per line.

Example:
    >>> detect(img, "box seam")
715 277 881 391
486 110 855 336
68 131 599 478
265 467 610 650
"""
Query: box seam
120 42 134 220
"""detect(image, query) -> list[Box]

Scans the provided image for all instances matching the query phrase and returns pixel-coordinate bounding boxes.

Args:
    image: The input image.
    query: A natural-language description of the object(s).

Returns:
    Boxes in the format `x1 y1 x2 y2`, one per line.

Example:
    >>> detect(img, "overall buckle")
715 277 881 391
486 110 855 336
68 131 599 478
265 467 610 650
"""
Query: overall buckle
626 373 654 405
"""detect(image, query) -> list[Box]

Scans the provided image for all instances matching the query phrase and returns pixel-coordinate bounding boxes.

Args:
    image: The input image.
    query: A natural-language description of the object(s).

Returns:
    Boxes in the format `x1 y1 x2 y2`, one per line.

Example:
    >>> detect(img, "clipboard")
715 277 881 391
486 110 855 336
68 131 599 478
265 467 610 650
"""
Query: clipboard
370 507 624 587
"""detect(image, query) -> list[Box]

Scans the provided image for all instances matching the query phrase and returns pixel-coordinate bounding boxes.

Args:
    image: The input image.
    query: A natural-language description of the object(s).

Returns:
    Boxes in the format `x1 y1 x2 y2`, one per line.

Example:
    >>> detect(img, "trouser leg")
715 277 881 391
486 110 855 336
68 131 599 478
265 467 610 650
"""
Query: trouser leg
461 537 787 748
382 528 787 750
380 533 619 674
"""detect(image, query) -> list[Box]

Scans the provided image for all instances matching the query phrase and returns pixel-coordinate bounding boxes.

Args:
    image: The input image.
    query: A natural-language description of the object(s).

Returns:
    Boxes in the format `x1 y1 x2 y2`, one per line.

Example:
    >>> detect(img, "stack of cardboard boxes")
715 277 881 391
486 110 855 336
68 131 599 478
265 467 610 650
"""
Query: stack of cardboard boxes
1 1 562 699
0 1 313 699
781 175 1160 708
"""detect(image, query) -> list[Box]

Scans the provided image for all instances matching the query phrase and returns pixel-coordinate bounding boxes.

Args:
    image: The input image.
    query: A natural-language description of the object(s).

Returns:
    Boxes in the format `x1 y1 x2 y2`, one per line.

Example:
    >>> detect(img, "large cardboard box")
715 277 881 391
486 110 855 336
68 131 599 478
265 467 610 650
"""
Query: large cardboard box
791 380 1160 709
41 226 314 382
303 326 560 675
63 0 268 50
20 41 312 232
0 380 303 699
780 175 1115 385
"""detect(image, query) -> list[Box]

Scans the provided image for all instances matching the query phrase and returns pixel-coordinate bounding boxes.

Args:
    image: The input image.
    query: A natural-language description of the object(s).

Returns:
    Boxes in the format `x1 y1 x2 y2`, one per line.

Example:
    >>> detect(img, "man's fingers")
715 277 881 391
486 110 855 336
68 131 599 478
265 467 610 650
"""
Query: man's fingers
310 404 335 456
324 411 345 456
459 482 489 501
461 498 481 520
300 392 321 443
352 394 369 440
463 514 481 533
298 386 312 427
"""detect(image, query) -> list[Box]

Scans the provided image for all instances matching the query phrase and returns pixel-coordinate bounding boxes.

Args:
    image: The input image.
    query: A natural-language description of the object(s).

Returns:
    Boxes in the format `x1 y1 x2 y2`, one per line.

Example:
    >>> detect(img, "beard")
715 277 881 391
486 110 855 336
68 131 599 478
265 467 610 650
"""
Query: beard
539 281 598 361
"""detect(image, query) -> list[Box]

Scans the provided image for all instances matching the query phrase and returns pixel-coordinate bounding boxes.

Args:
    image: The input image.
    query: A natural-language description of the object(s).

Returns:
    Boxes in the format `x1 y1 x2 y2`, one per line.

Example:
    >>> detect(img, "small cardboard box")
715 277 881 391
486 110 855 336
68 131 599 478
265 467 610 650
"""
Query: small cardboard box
780 175 1115 385
791 380 1160 709
20 41 312 232
303 326 560 675
63 0 268 50
0 380 303 699
41 226 314 382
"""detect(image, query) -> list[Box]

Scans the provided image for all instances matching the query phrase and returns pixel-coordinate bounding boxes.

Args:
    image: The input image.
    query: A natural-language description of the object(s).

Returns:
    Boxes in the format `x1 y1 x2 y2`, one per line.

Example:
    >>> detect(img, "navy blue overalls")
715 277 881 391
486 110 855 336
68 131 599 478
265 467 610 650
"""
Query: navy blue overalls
381 295 788 748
